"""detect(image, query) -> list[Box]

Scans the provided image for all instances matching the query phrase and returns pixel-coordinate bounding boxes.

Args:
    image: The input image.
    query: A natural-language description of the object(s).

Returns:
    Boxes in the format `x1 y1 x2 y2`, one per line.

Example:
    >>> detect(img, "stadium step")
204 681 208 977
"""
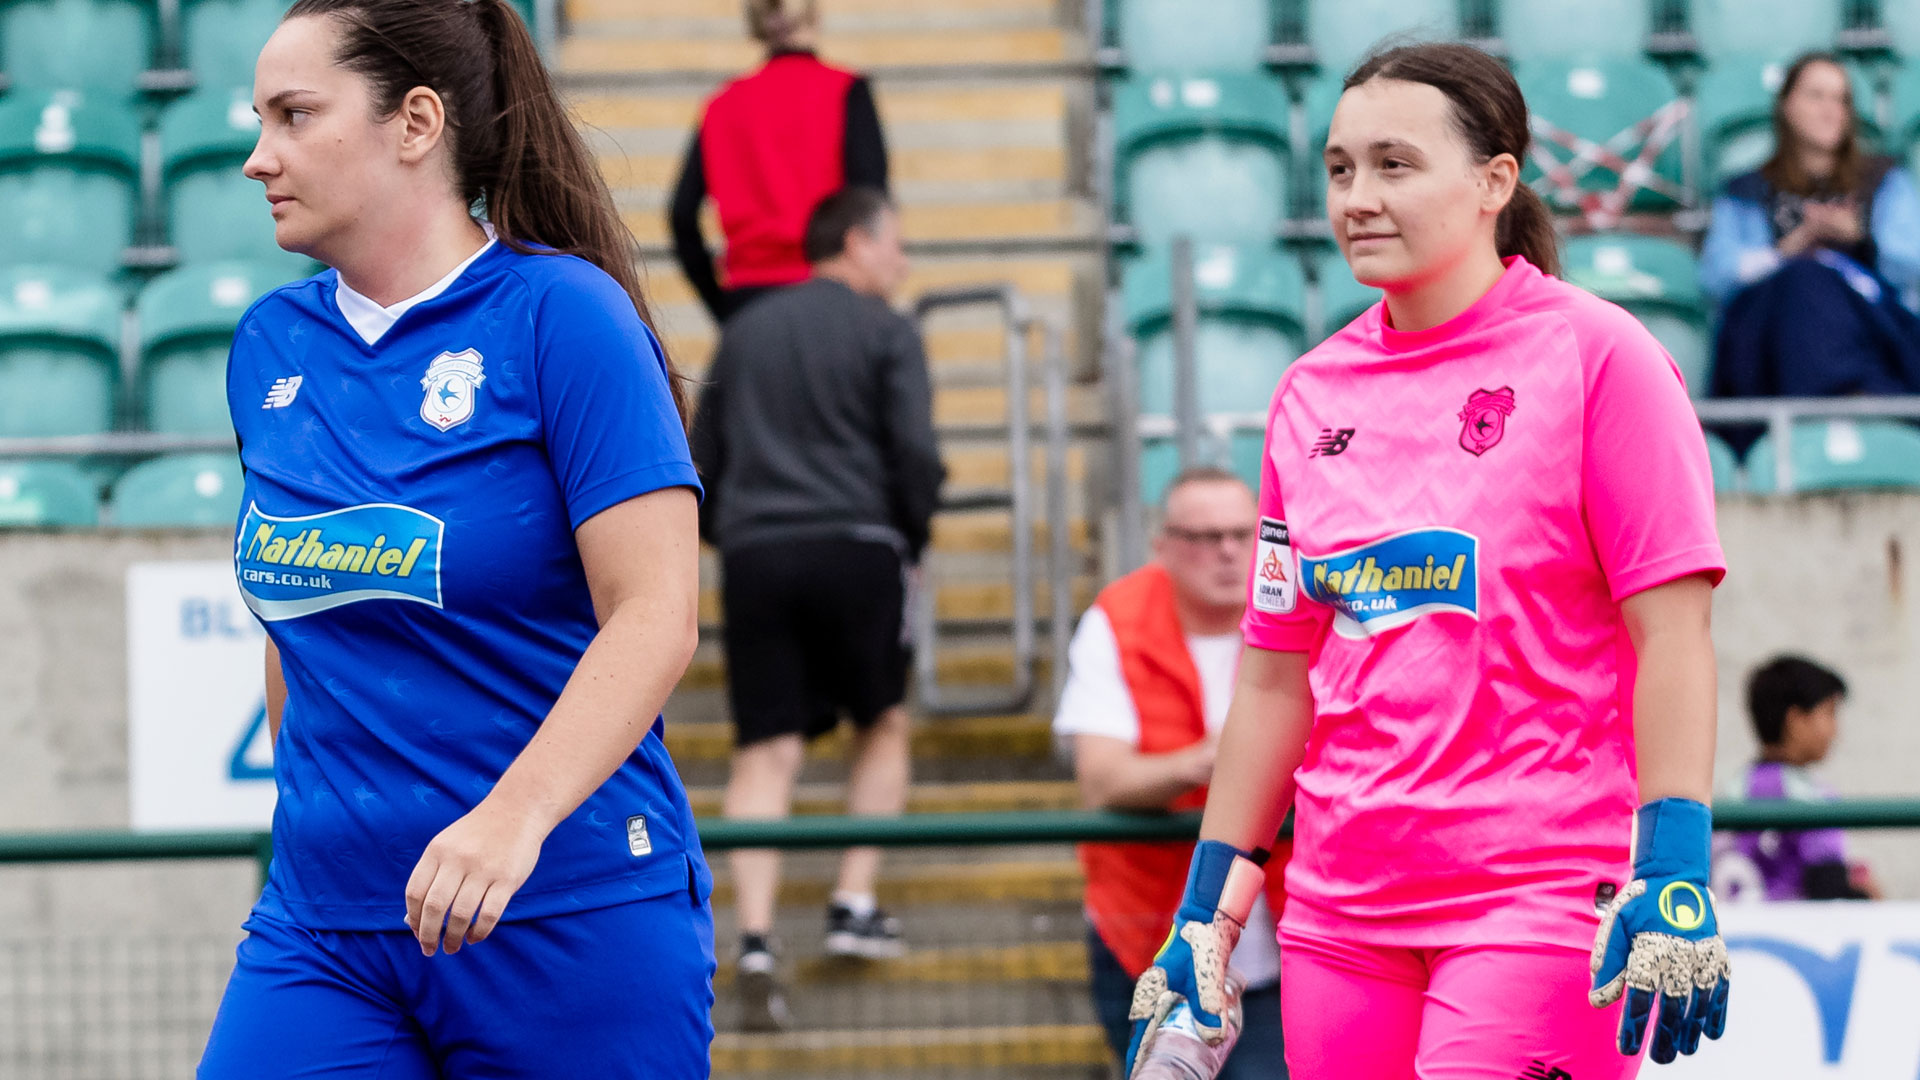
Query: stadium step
665 712 1056 764
710 940 1087 989
709 857 1082 909
686 779 1078 818
562 30 1075 77
710 1023 1107 1075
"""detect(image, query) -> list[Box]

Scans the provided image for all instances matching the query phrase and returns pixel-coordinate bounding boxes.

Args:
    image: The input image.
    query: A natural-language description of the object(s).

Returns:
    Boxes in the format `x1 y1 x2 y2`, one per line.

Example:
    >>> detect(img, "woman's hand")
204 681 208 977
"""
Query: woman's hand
1806 200 1865 246
404 800 551 955
1777 218 1821 258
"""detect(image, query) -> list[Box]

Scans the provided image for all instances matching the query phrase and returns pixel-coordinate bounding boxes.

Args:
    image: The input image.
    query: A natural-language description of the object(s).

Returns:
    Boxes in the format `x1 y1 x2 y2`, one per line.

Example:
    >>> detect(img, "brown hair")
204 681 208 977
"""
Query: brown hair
745 0 817 47
1762 52 1865 198
1344 42 1560 278
283 0 690 427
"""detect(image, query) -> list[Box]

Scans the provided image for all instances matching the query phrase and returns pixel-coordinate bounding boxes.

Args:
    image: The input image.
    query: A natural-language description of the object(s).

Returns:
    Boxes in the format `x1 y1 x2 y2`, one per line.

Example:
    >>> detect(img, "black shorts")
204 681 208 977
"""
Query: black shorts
720 537 910 747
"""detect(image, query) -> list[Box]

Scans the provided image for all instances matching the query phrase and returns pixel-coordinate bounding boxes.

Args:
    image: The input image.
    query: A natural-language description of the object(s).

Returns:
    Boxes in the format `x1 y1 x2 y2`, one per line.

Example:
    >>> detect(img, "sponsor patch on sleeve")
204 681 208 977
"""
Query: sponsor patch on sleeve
1252 517 1297 614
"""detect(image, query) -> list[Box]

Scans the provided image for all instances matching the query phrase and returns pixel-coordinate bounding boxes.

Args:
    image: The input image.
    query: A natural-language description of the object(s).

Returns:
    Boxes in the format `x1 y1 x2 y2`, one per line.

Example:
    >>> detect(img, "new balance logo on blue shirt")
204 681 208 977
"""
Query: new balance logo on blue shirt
263 376 303 409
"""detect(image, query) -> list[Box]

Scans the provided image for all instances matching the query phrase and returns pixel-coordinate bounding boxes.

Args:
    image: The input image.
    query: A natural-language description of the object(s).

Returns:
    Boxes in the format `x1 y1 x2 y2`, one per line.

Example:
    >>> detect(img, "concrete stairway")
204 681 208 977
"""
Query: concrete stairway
556 1 1113 1075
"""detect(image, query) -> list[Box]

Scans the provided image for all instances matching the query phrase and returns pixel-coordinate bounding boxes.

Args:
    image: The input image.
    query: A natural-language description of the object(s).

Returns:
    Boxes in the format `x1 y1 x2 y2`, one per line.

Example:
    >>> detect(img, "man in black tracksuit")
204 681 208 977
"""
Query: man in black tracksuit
691 187 943 1031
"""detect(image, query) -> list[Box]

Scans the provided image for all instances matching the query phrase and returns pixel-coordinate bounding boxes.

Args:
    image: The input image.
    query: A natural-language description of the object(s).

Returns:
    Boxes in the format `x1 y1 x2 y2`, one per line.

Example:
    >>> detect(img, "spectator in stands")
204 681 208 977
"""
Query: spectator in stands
1702 52 1920 399
692 187 943 1032
1715 656 1883 901
669 0 890 324
1054 466 1289 1080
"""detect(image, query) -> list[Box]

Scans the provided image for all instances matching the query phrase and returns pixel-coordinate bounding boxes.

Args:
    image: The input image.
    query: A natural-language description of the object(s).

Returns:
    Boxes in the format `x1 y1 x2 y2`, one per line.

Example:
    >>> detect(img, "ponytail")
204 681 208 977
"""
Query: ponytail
1497 184 1561 278
282 0 692 430
1347 41 1562 278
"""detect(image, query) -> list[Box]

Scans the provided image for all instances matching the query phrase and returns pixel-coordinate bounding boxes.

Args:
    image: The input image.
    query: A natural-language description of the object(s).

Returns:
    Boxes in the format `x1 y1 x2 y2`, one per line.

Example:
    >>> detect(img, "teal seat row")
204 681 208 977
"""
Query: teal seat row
0 259 306 438
0 452 242 527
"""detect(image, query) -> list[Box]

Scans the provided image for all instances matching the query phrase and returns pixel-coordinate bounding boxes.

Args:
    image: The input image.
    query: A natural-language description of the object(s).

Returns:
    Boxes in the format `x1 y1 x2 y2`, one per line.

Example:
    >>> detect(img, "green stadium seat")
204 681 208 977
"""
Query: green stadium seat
1703 429 1741 493
0 460 99 526
182 0 286 88
1893 64 1920 181
1696 55 1883 189
1516 59 1687 220
1308 0 1457 79
1688 0 1839 57
1312 248 1382 341
1227 427 1265 492
139 261 298 435
1123 243 1305 416
0 265 121 437
1139 436 1181 506
1892 1 1920 61
1745 418 1920 492
110 452 243 526
1112 72 1290 245
161 88 301 265
1561 234 1712 397
1110 0 1269 71
0 91 142 272
0 0 156 93
1499 0 1648 61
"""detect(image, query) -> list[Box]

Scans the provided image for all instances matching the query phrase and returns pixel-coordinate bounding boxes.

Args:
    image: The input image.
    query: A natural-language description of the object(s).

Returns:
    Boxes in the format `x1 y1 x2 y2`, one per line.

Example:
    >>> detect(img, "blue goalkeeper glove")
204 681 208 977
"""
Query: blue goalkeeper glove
1123 840 1265 1079
1590 798 1731 1063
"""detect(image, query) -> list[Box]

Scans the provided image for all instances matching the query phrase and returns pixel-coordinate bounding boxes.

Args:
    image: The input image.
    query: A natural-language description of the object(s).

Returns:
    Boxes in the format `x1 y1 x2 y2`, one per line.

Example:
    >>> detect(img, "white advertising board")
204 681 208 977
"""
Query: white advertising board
127 561 274 830
1663 901 1920 1078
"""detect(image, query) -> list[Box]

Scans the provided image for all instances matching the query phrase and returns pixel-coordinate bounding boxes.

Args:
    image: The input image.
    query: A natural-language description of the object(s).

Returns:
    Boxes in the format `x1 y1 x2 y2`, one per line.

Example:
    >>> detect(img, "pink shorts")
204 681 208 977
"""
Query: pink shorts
1278 926 1644 1080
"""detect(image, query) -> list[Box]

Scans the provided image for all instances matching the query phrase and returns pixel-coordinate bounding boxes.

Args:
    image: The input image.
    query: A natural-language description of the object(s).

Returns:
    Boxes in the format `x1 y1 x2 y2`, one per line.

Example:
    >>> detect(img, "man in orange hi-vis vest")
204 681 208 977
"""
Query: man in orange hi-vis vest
1053 466 1291 1079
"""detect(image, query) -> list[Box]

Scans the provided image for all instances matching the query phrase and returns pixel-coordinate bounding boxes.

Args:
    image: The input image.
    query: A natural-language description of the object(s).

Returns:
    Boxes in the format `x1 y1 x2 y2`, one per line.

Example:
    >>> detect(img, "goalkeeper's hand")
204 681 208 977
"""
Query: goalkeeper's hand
1590 798 1731 1063
1122 840 1265 1078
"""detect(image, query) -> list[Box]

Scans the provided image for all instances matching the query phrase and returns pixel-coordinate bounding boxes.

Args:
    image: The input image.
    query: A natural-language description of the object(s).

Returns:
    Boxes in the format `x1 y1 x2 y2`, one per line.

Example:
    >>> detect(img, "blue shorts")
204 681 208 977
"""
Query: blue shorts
199 888 714 1079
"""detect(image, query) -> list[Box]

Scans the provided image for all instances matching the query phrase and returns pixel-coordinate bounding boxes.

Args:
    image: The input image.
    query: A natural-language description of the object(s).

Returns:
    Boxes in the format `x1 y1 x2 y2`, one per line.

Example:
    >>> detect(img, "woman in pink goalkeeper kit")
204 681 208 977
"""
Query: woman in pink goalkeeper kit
1123 43 1732 1080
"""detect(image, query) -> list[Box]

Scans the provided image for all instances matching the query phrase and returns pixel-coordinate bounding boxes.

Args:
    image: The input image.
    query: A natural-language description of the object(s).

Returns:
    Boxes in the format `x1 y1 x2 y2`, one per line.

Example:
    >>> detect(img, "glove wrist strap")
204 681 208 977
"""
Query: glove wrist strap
1185 839 1265 927
1633 797 1713 879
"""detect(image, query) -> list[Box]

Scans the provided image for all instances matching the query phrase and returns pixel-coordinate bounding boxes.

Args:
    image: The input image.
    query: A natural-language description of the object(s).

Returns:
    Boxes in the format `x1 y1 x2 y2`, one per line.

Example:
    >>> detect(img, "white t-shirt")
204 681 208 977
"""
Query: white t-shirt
335 222 498 346
1053 606 1280 988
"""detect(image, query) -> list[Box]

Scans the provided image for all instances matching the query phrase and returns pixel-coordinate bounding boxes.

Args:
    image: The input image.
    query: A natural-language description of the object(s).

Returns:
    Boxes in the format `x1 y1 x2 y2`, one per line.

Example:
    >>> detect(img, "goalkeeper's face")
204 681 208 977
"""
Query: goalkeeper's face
1322 78 1504 291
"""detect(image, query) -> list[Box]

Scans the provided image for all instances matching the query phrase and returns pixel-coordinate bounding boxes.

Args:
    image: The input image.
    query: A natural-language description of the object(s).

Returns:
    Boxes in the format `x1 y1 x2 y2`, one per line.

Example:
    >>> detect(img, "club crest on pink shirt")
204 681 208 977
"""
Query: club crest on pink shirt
1457 387 1516 456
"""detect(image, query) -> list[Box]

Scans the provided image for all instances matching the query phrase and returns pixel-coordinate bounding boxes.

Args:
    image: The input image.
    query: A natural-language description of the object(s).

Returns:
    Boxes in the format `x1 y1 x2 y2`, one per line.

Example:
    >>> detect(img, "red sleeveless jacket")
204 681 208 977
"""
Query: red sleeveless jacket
1076 563 1291 978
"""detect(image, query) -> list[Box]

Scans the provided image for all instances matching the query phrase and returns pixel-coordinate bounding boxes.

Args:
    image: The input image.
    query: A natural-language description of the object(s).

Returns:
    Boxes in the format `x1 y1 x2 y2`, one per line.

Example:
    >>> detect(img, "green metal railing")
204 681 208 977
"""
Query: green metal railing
3 799 1918 884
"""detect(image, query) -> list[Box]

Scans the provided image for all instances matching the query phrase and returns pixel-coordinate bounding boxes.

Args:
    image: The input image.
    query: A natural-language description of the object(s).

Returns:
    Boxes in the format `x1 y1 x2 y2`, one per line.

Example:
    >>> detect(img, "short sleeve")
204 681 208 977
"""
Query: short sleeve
531 264 702 529
1051 608 1143 744
1240 383 1327 652
1580 312 1725 601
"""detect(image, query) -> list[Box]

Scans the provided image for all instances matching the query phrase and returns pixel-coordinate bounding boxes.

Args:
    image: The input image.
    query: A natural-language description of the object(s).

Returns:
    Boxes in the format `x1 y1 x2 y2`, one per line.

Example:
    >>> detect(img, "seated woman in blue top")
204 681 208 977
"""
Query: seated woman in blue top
1701 52 1920 399
197 0 714 1077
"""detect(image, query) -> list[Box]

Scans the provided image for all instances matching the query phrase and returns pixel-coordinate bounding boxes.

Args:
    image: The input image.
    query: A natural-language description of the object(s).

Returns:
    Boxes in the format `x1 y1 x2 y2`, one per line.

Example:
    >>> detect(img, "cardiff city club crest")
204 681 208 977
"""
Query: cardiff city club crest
1457 386 1516 457
420 349 485 432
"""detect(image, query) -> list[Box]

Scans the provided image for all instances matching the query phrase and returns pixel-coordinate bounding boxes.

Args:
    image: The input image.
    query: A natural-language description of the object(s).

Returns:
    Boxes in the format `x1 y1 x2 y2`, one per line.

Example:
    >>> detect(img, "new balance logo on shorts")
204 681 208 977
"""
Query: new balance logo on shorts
1310 427 1356 457
1520 1062 1572 1080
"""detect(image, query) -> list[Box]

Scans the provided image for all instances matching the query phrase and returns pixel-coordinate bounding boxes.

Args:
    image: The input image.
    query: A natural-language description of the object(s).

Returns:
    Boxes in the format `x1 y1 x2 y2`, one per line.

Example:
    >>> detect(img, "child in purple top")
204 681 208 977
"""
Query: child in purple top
1719 656 1883 901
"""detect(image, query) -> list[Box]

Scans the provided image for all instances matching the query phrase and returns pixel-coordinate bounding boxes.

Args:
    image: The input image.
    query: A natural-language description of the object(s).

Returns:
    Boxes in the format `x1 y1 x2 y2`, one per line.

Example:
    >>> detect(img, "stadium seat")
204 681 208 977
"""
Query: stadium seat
1312 248 1382 341
139 261 296 435
1561 234 1712 396
1703 429 1741 493
1695 55 1883 189
1893 63 1920 180
1745 418 1920 492
109 452 244 526
1226 427 1265 491
1516 59 1687 222
0 0 155 93
0 265 121 437
1498 0 1648 61
1138 436 1181 505
1687 0 1840 57
1123 243 1305 416
161 88 297 265
1110 0 1269 71
0 460 100 527
181 0 287 89
1112 72 1290 246
0 91 142 273
1307 0 1457 78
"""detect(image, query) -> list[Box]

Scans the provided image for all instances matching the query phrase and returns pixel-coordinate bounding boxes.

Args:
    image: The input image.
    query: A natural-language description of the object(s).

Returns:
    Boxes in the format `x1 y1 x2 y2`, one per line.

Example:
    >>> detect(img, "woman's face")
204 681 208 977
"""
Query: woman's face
244 16 407 261
1780 61 1853 156
1324 78 1511 291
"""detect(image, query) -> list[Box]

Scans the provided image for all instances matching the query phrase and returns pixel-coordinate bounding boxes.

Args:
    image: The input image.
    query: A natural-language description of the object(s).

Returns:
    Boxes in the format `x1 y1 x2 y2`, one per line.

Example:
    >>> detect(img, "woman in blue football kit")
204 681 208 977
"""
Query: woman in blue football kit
198 0 714 1076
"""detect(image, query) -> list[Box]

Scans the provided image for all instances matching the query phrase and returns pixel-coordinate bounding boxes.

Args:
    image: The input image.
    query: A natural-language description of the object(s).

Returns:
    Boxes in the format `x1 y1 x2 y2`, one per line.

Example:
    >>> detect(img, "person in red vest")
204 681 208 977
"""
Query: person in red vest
668 0 889 323
1053 466 1290 1078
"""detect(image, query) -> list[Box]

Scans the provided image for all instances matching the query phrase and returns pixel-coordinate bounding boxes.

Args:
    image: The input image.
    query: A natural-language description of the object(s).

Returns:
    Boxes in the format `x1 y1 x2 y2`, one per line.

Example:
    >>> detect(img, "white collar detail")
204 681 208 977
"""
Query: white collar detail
335 221 498 346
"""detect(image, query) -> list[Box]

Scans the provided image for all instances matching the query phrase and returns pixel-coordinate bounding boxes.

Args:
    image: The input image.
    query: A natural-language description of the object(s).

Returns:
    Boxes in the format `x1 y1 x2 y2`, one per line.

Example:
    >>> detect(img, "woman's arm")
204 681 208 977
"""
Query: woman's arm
1698 195 1780 306
1196 646 1314 853
264 638 286 744
1072 733 1215 811
1869 167 1920 300
1620 573 1717 805
404 486 701 956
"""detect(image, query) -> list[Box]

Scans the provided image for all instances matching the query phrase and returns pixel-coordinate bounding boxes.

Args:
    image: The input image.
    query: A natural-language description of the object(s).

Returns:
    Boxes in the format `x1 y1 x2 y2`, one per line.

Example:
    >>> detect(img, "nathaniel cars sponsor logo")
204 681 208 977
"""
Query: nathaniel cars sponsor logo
235 502 444 620
1299 527 1479 639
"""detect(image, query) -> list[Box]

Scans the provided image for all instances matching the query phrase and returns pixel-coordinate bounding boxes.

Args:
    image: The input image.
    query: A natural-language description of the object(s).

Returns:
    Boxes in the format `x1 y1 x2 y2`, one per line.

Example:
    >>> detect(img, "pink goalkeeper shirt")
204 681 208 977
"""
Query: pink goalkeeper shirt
1242 256 1725 950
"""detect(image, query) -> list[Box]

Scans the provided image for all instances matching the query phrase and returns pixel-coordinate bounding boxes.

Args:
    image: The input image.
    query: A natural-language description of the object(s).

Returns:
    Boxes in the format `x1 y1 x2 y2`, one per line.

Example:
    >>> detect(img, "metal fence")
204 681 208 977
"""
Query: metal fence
3 803 1919 1080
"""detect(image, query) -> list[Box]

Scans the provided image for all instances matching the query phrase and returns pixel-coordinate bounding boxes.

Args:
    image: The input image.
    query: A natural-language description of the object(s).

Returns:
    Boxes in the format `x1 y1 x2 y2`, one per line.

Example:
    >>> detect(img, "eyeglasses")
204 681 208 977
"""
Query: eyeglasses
1161 524 1257 548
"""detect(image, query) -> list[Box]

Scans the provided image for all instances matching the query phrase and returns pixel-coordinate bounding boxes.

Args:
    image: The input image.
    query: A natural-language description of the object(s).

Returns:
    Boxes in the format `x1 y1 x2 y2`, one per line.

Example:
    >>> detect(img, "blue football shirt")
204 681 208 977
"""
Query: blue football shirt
228 241 708 929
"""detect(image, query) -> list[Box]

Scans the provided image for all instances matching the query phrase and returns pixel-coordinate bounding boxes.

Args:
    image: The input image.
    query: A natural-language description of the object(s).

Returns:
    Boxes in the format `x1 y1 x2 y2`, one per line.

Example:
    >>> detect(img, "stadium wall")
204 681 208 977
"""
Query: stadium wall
2 496 1918 937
